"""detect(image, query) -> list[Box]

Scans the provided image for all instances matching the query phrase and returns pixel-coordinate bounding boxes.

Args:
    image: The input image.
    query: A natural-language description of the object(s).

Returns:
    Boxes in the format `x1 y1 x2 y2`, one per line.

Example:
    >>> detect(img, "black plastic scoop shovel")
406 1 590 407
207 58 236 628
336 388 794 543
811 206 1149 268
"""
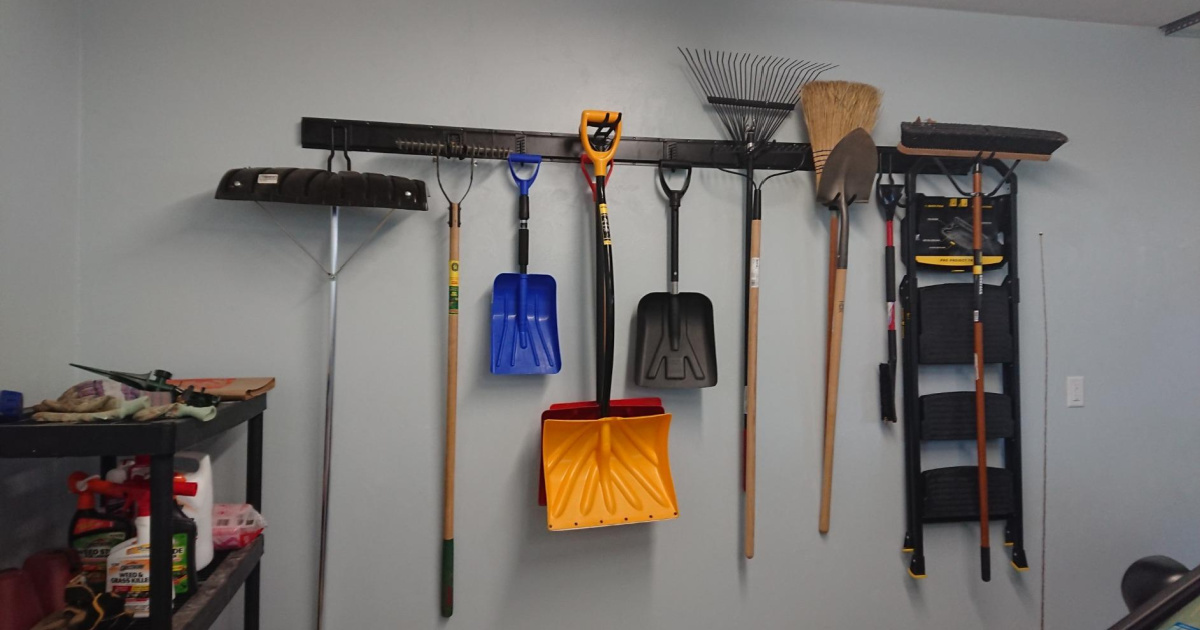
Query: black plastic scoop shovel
634 161 717 389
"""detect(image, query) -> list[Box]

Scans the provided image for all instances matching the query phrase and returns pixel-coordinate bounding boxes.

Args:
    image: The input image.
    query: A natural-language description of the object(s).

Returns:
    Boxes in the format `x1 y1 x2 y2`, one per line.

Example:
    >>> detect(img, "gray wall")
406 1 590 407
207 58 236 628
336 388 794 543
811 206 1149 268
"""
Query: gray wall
4 0 1199 628
0 0 84 569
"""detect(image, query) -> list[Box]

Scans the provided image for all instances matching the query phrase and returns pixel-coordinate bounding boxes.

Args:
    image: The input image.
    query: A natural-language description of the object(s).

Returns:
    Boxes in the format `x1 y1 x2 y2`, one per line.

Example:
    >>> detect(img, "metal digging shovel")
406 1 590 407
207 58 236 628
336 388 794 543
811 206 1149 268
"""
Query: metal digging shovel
634 160 717 388
491 153 561 374
815 127 878 534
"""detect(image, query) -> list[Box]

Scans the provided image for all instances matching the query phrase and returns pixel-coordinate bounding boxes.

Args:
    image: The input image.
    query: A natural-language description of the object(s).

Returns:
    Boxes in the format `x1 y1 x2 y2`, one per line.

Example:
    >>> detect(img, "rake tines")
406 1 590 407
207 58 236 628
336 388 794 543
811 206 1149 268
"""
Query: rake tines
679 47 835 145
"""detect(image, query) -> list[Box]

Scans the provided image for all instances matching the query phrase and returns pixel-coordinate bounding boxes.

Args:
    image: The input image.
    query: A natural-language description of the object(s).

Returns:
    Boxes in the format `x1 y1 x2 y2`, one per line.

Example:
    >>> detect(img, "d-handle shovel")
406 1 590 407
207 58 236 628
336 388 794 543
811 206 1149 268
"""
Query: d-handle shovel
491 153 561 374
658 160 693 358
633 160 717 389
815 128 877 534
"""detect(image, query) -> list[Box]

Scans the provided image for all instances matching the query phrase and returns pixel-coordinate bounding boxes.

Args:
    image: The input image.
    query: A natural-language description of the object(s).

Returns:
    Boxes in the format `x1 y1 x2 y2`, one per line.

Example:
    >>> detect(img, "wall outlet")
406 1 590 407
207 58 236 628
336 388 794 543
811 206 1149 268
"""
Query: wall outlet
1067 376 1084 408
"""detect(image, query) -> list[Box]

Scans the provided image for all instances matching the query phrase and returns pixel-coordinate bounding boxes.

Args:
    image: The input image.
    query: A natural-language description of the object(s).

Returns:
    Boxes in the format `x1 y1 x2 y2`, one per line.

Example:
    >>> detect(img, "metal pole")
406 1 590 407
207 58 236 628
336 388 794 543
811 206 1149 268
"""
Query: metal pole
315 205 339 630
245 412 263 630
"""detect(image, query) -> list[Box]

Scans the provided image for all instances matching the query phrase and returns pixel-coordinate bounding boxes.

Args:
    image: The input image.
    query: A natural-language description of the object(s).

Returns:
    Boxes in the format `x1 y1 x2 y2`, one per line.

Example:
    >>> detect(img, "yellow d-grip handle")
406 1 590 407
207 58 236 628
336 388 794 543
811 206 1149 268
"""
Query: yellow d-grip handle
580 110 623 176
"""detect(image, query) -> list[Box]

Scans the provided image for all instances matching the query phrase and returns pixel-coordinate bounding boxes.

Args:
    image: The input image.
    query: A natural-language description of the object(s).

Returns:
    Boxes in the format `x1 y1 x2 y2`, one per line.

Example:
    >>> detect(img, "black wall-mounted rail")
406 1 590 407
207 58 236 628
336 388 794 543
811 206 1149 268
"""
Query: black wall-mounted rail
300 117 970 175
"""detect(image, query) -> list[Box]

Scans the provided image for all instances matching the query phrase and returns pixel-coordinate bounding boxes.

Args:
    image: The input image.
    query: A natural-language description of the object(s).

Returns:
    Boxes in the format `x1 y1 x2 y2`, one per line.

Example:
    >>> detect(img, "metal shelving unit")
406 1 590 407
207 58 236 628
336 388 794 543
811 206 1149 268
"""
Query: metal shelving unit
0 395 267 630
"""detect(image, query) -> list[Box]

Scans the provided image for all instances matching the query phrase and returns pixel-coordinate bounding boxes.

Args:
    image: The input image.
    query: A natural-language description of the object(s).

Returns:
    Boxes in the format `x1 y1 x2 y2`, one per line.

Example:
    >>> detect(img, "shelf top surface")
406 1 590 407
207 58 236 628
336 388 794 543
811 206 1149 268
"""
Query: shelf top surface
0 395 266 458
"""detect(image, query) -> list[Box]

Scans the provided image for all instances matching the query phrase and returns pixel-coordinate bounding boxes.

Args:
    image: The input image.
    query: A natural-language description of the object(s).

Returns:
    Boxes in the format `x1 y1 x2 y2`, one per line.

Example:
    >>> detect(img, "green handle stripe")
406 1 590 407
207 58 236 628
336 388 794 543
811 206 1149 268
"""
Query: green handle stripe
441 538 454 617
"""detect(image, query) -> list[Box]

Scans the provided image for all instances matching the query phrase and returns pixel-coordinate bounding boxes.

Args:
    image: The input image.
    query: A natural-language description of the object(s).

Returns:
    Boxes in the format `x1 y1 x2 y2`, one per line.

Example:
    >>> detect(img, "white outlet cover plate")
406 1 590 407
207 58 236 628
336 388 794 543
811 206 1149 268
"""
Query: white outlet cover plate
1067 376 1084 407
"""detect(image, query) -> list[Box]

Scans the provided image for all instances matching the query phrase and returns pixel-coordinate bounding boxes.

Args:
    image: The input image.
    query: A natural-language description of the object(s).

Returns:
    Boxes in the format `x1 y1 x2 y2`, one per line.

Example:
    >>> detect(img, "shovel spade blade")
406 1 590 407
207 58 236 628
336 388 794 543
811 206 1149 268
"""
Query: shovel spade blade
490 273 561 374
634 292 718 388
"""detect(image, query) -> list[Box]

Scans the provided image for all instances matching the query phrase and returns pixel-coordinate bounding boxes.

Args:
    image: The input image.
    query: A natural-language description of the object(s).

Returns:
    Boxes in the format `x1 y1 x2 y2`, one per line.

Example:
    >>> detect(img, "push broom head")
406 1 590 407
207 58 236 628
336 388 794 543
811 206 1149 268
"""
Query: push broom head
679 48 835 146
898 119 1068 161
801 81 882 186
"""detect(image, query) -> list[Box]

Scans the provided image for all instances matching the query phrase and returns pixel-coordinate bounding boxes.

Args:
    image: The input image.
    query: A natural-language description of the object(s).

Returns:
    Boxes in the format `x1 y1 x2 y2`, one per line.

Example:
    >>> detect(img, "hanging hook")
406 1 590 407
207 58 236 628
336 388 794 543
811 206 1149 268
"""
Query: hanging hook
435 152 475 228
327 126 352 172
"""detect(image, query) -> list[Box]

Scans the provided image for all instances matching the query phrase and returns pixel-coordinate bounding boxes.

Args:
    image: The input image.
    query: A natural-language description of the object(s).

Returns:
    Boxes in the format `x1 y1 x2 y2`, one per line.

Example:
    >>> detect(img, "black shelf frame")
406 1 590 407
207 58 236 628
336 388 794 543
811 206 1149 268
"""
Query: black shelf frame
299 117 974 174
0 396 267 630
898 161 1028 579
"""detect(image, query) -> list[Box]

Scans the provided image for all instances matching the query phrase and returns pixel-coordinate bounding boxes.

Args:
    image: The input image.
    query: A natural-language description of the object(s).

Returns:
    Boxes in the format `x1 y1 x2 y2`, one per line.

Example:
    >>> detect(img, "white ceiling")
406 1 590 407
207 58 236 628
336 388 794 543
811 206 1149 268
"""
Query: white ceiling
836 0 1197 27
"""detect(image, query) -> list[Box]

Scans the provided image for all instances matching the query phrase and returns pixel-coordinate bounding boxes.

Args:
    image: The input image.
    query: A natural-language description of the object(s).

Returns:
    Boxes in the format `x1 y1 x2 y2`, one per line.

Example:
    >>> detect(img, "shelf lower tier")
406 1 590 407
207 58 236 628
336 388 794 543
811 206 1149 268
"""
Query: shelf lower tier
920 392 1014 441
918 283 1014 365
921 466 1014 523
130 535 264 630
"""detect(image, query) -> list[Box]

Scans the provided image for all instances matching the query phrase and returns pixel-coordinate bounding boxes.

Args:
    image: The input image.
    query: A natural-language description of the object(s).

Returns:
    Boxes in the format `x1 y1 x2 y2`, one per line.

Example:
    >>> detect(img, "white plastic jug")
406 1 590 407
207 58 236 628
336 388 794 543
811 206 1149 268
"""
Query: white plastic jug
174 452 214 571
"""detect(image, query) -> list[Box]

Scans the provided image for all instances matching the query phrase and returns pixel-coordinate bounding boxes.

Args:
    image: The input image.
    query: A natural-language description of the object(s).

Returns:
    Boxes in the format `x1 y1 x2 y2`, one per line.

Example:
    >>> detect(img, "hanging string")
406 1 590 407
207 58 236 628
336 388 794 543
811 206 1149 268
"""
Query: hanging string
255 200 331 277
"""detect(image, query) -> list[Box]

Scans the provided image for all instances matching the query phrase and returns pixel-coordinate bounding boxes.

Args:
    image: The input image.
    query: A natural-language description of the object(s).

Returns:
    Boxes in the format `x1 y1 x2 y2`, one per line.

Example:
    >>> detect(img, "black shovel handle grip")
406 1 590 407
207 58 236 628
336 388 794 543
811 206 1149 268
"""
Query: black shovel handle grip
658 161 692 198
518 194 529 273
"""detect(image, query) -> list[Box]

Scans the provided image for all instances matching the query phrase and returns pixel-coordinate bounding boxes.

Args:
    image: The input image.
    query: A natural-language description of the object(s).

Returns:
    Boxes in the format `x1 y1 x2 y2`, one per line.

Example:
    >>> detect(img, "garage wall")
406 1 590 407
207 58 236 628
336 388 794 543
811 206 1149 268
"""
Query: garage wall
0 0 84 570
61 0 1200 628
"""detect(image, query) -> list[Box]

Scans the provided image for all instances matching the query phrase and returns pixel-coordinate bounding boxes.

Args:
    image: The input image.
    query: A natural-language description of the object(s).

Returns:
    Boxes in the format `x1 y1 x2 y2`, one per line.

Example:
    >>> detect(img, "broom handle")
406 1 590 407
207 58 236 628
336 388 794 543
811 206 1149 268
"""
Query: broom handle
442 201 460 617
972 163 991 582
745 188 761 559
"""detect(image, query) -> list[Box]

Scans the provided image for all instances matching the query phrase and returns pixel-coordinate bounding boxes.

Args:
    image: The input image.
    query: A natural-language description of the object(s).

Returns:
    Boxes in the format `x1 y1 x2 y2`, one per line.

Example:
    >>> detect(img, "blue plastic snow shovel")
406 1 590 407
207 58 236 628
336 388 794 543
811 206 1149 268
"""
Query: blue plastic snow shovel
490 154 561 374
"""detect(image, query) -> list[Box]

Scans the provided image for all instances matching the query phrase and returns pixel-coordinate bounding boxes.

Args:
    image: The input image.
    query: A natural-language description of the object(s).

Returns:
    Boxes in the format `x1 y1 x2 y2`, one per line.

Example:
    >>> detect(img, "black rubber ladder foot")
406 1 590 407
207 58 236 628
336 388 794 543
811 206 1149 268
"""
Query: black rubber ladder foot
902 532 914 553
1010 547 1030 572
908 554 927 579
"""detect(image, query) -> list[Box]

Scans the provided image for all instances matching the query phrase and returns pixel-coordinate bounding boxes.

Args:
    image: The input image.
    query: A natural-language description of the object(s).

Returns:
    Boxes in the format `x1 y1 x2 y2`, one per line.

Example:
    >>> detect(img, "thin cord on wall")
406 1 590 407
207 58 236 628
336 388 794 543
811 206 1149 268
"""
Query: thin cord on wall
1038 232 1050 630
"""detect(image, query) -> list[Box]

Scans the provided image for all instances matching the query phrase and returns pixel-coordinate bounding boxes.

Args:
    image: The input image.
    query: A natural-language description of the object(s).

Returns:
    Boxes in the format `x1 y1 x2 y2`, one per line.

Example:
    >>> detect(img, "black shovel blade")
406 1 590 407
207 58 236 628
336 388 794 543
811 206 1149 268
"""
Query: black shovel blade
634 292 717 389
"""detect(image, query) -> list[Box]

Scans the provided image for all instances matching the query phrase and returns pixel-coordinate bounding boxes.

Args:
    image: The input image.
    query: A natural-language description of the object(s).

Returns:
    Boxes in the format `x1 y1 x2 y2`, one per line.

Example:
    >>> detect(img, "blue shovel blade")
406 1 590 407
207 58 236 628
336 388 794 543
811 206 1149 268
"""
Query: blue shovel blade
490 273 562 374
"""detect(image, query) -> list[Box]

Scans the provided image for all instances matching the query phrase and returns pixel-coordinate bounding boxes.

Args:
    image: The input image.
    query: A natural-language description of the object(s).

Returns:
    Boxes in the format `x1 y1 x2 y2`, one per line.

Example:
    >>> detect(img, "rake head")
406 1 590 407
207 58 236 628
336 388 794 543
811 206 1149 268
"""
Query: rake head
679 47 835 146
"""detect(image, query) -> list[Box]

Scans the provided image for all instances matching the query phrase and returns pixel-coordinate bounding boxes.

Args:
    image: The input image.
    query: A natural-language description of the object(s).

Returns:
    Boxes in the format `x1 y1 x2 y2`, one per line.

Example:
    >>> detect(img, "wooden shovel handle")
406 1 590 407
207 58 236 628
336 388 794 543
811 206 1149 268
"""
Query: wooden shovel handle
819 268 847 534
826 213 838 389
744 217 761 559
442 202 460 617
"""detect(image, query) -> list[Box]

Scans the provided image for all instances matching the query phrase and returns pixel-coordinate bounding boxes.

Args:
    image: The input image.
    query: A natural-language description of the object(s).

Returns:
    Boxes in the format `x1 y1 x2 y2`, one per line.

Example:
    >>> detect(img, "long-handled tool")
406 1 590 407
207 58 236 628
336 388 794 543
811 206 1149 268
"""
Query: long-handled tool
899 119 1067 581
799 80 882 447
536 154 647 508
814 128 877 534
875 158 904 423
541 111 678 530
491 153 561 375
213 153 427 630
434 154 474 616
634 161 717 388
584 111 619 418
679 47 832 559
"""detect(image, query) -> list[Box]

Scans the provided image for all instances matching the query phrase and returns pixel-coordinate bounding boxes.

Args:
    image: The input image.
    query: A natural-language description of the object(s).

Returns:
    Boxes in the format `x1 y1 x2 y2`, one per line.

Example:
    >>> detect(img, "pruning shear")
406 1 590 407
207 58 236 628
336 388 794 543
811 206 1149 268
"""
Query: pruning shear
69 363 220 408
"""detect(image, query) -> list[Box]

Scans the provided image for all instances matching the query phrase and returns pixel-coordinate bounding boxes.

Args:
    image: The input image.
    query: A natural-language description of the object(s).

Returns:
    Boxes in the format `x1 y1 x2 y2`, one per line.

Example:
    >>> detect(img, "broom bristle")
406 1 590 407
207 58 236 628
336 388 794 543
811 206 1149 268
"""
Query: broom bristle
801 81 882 184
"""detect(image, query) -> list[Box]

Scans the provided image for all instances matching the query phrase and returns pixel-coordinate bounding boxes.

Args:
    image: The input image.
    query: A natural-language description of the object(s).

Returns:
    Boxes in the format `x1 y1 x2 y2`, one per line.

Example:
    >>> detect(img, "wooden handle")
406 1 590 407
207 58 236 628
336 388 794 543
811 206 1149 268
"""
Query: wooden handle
972 165 990 582
825 212 838 394
744 218 761 559
442 202 460 617
819 268 847 534
975 321 989 548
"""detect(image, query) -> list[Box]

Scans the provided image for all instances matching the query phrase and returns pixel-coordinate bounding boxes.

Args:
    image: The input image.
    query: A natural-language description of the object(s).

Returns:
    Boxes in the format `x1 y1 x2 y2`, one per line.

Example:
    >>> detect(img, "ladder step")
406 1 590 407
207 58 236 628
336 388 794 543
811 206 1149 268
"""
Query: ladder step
921 466 1014 523
920 392 1014 441
918 283 1014 365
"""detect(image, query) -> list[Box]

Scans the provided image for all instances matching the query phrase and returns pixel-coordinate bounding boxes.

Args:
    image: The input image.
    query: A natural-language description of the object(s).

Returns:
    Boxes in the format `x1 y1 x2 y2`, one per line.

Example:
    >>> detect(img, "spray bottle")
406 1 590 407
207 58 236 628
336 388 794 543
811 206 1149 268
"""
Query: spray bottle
174 452 213 571
108 453 211 571
102 479 198 617
67 473 134 592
